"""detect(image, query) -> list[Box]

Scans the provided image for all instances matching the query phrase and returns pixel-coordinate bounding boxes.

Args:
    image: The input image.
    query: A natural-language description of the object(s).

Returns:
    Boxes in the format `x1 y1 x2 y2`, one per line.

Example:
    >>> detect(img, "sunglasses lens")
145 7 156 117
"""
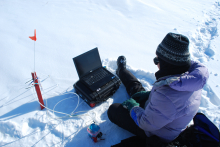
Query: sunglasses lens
154 57 159 65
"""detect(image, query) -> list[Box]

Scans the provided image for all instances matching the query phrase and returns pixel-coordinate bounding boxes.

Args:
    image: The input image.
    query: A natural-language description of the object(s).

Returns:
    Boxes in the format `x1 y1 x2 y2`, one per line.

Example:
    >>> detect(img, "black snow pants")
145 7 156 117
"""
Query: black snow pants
107 68 148 140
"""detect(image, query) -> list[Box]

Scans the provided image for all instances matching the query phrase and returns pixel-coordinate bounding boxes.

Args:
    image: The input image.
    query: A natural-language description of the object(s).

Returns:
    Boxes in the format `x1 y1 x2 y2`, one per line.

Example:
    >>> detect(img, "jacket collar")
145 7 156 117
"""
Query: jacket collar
153 72 188 88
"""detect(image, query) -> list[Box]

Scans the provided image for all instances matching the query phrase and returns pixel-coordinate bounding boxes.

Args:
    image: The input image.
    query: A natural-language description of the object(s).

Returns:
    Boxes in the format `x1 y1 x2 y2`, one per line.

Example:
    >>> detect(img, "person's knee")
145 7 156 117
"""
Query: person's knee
107 103 119 122
107 104 114 121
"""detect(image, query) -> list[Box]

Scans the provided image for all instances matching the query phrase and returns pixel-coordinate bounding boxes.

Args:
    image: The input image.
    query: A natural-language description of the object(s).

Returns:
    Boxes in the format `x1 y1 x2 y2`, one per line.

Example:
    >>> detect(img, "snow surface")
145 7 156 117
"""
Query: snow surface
0 0 220 146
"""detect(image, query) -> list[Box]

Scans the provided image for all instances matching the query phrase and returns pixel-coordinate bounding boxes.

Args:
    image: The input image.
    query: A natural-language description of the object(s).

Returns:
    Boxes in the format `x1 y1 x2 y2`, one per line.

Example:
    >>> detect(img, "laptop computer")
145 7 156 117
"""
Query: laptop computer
73 47 116 92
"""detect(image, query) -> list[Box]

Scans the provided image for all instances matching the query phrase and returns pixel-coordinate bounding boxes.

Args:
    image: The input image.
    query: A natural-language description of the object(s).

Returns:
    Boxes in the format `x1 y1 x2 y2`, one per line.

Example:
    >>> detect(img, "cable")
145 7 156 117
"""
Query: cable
32 88 79 117
30 77 97 123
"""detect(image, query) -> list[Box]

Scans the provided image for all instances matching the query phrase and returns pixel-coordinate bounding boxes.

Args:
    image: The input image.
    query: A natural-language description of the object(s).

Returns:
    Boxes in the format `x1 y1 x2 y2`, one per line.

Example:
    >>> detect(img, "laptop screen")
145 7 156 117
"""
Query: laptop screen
73 47 102 78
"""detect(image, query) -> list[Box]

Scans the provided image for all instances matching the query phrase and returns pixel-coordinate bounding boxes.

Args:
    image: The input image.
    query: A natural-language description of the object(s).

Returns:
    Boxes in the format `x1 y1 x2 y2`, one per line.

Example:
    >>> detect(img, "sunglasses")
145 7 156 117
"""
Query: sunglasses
153 57 159 65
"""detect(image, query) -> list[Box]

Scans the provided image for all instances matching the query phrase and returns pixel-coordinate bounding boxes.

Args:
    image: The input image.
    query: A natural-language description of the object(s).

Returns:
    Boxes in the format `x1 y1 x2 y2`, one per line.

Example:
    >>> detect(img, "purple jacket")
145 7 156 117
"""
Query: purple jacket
131 60 209 142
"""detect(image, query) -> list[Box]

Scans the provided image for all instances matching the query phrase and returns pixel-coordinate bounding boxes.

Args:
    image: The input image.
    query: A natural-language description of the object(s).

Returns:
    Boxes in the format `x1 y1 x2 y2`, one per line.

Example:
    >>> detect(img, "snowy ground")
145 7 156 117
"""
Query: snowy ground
0 0 220 146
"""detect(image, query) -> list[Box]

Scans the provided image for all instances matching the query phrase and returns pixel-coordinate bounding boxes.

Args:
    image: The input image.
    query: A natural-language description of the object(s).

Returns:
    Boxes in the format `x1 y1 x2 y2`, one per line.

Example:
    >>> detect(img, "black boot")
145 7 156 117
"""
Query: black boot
116 56 126 76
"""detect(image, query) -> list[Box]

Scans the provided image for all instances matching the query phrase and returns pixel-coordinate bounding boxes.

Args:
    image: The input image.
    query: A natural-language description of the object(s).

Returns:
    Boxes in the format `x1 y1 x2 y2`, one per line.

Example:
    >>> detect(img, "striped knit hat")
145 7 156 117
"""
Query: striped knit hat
156 33 190 66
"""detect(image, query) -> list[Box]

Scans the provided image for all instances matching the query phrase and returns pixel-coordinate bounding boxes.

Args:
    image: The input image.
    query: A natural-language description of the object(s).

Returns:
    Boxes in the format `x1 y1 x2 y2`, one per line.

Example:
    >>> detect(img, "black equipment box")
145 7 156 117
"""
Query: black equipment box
74 76 121 107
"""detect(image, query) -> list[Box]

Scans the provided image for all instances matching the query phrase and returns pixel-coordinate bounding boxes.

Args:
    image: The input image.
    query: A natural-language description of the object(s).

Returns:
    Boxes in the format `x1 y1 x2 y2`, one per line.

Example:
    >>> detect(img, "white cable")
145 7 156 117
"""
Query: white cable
30 80 96 123
37 76 73 119
32 88 79 117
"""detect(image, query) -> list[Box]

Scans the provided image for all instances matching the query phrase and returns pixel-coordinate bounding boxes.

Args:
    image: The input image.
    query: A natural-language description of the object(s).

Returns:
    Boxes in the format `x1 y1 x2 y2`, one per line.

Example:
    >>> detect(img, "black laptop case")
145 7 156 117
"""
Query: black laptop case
73 47 121 107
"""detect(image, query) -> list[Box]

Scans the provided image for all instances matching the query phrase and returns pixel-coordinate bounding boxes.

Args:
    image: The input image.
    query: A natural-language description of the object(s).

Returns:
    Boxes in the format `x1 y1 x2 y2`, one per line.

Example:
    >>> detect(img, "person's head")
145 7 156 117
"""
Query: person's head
154 33 191 79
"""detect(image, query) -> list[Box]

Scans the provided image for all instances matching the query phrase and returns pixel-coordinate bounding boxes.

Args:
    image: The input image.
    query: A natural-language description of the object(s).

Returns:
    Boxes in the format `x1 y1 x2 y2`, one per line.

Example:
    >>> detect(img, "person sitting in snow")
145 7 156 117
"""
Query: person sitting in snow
107 32 209 143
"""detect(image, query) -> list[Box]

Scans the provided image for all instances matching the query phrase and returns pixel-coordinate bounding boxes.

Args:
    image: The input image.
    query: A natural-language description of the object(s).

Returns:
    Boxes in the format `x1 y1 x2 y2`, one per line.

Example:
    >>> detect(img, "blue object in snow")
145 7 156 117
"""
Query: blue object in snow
87 123 102 142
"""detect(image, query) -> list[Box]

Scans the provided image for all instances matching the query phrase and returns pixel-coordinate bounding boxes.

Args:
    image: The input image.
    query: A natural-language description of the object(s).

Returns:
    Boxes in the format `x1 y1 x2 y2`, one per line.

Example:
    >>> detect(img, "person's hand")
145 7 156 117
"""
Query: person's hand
131 91 151 103
122 98 139 111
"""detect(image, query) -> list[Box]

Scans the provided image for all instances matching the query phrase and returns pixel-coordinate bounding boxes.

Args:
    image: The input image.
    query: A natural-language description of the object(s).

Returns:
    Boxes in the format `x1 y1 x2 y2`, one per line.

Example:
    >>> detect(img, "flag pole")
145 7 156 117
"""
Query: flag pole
29 29 45 110
34 41 35 72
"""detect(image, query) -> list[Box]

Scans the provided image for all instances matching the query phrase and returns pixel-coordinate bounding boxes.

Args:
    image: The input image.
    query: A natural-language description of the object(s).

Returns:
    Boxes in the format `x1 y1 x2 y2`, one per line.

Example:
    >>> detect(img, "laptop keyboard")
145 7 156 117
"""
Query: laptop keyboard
82 68 110 86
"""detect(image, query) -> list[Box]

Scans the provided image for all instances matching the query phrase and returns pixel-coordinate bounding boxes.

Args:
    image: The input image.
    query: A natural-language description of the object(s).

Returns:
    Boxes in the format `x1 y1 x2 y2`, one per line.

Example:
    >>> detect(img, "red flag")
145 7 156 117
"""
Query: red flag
29 29 37 41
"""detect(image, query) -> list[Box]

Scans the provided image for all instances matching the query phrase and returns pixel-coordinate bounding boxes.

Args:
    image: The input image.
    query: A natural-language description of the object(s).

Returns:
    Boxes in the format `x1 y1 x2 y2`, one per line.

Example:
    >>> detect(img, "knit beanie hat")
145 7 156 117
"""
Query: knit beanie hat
156 32 190 66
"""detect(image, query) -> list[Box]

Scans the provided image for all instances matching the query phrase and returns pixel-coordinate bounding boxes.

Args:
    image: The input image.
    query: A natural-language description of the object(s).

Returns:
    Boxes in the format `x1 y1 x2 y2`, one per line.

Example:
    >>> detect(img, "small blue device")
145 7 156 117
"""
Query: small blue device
87 123 103 142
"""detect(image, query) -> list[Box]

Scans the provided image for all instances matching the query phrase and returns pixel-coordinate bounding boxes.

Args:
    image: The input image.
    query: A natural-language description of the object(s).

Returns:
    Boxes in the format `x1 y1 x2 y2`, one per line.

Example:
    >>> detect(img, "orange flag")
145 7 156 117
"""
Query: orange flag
29 29 37 41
